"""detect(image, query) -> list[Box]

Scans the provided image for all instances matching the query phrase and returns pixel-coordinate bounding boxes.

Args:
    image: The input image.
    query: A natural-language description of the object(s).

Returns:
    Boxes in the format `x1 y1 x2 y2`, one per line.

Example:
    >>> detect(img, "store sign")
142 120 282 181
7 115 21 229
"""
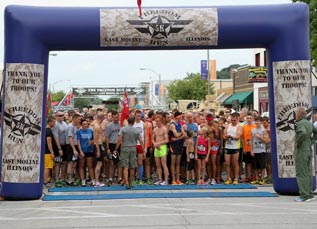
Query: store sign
248 67 267 83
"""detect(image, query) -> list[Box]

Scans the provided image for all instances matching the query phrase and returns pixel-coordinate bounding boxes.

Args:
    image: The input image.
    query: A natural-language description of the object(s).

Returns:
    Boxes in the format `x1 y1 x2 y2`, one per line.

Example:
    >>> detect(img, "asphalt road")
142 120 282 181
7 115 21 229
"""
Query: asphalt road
0 185 316 229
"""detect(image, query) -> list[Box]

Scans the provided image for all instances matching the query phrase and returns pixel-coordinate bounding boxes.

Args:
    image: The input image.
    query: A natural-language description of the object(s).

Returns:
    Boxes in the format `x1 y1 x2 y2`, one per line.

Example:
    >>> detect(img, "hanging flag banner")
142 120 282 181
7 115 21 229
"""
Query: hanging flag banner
273 60 312 178
154 84 159 96
201 60 208 80
2 63 44 183
100 8 218 47
120 91 130 126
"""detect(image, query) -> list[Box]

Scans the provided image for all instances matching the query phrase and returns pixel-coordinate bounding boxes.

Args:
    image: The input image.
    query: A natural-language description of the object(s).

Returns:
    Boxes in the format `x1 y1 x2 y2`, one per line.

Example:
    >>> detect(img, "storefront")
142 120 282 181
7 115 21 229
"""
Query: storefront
258 86 269 114
223 91 253 110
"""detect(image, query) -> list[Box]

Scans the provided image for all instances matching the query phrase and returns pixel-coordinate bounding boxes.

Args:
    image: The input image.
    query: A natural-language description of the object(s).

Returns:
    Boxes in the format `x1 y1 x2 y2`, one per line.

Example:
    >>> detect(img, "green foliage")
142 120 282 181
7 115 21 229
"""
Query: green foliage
105 97 121 111
74 98 91 111
217 64 244 79
166 73 214 101
293 0 317 65
51 90 65 102
74 97 103 111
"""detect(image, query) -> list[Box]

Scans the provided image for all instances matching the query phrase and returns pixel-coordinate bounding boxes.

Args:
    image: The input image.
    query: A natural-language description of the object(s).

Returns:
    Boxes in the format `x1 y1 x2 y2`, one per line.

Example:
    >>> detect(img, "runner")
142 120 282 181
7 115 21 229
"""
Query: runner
52 110 68 187
169 110 185 185
152 113 169 185
105 110 122 185
241 112 256 183
223 112 242 185
91 113 106 187
115 116 144 189
133 109 147 185
77 119 95 187
65 113 81 186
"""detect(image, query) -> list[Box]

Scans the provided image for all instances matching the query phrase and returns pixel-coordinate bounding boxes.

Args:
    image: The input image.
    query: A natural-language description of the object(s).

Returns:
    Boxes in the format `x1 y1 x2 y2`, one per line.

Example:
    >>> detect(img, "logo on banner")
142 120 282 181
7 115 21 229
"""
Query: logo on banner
276 103 311 132
127 12 193 45
101 8 218 47
4 107 41 143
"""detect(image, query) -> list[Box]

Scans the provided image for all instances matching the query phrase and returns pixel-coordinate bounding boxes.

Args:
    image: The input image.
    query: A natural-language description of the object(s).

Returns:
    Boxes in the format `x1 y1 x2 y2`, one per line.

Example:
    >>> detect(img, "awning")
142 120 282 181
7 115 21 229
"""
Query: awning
223 91 253 105
216 92 232 105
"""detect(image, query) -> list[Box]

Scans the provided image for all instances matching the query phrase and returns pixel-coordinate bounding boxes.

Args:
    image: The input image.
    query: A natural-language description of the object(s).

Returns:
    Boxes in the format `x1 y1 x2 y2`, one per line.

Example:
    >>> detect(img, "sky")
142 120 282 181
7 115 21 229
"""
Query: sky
1 0 292 92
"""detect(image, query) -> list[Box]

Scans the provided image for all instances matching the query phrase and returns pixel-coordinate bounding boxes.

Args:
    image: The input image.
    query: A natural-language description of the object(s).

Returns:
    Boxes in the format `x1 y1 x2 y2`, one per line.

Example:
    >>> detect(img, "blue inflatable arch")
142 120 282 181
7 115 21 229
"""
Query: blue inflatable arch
1 3 312 199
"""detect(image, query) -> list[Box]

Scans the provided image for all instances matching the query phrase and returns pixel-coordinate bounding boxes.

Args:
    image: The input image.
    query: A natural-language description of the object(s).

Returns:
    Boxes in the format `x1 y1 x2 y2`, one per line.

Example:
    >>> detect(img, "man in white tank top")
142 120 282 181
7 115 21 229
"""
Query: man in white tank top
224 112 242 185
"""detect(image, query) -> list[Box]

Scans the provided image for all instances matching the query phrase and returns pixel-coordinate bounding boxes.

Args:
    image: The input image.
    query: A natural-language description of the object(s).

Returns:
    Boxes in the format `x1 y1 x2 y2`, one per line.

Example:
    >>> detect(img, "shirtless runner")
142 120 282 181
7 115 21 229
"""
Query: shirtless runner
152 114 169 185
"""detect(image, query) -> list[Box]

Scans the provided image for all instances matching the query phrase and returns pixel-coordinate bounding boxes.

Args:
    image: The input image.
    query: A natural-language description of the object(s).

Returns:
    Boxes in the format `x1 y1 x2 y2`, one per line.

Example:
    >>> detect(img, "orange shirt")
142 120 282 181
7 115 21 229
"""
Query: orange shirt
242 123 256 152
145 120 153 148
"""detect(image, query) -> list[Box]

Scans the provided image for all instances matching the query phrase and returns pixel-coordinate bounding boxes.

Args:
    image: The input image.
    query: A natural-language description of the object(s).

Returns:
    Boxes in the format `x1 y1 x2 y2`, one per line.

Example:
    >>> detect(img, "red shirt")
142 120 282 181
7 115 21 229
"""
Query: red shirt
197 135 208 155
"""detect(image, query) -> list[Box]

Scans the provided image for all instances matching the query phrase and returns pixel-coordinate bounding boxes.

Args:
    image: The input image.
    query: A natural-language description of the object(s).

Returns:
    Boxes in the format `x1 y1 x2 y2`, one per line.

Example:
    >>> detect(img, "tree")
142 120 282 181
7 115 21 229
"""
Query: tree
166 73 214 101
217 64 245 79
293 0 317 65
51 90 65 102
74 97 103 111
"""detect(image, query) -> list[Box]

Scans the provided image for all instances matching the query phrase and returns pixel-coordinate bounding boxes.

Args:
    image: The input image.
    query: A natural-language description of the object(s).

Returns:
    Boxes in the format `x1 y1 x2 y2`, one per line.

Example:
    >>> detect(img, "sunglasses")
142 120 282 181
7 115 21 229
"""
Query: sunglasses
57 114 64 117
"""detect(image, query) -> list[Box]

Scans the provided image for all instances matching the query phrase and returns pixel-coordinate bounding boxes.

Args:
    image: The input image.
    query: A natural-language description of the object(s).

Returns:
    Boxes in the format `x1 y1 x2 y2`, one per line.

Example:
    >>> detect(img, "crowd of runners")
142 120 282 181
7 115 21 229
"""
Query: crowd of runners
44 106 272 189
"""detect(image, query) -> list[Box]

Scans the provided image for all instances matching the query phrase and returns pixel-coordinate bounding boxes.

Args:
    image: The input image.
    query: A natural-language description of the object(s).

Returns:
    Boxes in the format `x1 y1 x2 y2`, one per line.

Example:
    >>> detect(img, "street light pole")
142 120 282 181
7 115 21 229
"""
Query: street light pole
51 79 71 93
207 49 210 95
140 68 162 106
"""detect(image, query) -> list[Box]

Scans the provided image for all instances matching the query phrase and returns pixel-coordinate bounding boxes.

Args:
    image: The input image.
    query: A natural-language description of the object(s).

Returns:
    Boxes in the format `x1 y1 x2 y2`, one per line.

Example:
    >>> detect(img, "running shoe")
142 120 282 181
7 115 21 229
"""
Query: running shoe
210 179 216 185
176 180 183 185
224 179 232 185
294 197 310 202
107 179 113 186
266 178 273 184
81 180 87 187
94 182 105 187
251 180 259 185
147 179 154 185
258 180 265 185
74 178 81 186
172 181 178 185
139 180 144 186
233 179 239 185
55 181 63 188
154 180 162 185
159 181 168 186
60 180 67 186
117 178 123 185
66 181 76 186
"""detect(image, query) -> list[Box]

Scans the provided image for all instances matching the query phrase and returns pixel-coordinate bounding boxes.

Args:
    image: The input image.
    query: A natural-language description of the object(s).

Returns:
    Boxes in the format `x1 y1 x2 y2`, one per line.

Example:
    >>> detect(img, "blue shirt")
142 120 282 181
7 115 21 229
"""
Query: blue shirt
77 128 94 154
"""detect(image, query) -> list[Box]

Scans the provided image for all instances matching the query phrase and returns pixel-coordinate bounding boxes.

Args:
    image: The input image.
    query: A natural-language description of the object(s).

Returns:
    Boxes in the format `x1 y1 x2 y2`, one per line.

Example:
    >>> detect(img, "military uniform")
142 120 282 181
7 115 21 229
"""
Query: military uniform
295 116 317 200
